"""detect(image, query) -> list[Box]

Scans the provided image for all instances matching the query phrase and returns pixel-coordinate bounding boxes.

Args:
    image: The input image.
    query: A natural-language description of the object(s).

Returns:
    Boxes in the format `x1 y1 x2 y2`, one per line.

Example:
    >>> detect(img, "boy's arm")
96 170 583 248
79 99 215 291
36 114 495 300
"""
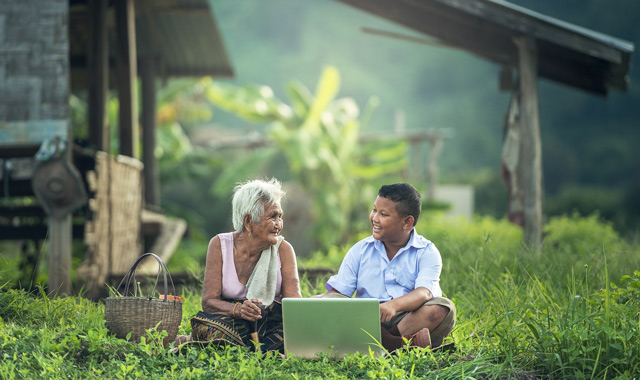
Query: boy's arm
414 243 443 296
379 287 432 322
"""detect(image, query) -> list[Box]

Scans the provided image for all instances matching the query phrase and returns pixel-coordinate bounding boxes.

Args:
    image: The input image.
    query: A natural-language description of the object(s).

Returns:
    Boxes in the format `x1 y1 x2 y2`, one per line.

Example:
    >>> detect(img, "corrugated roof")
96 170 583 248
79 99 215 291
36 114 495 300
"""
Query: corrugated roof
69 0 233 83
135 0 233 77
337 0 633 95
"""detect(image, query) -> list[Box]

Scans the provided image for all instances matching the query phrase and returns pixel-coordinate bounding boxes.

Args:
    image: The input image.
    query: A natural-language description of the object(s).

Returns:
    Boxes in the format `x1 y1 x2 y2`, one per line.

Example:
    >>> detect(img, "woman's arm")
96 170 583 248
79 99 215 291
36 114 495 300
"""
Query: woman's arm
201 236 235 316
279 240 302 298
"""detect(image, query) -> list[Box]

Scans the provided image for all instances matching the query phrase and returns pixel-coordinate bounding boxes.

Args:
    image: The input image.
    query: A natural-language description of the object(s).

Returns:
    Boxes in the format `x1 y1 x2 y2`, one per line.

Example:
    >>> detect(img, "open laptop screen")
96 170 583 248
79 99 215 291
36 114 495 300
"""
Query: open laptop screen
282 298 382 358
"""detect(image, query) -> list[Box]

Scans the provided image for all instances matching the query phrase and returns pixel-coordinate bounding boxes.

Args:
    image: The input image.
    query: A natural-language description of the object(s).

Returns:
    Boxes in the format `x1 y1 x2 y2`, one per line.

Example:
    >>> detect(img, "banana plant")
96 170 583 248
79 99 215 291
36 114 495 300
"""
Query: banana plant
205 66 408 249
153 78 220 183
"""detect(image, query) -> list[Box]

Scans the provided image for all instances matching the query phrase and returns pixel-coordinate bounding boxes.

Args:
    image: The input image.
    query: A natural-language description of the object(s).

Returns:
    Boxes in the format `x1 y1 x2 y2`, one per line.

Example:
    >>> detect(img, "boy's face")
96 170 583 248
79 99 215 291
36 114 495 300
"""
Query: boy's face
369 196 412 242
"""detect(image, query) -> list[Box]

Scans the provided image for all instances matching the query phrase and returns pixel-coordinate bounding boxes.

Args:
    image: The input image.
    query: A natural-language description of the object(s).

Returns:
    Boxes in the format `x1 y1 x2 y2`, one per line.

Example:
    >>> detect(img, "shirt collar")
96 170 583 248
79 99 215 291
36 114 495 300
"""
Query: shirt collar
407 228 428 248
366 228 427 251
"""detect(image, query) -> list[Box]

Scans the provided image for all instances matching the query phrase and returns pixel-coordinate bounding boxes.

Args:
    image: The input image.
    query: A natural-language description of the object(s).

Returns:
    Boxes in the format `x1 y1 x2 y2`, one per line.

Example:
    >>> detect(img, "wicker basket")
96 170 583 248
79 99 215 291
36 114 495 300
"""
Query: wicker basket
104 253 182 347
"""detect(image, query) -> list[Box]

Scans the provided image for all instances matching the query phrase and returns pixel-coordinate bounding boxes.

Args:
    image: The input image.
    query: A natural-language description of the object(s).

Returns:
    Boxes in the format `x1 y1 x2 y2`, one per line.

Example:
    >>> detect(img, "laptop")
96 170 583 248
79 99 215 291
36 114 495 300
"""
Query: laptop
282 298 383 358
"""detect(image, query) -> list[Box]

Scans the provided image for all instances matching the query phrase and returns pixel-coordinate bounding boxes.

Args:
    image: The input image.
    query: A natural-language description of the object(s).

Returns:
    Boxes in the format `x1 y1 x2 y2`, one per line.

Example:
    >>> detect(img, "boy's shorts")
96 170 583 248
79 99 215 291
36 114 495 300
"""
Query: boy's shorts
381 296 456 348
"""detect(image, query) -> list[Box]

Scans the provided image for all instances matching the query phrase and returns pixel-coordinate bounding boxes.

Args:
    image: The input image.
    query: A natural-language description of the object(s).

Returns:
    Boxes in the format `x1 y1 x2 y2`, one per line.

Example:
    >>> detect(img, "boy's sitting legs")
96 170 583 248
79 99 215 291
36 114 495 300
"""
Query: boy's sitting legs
381 298 456 350
397 304 449 337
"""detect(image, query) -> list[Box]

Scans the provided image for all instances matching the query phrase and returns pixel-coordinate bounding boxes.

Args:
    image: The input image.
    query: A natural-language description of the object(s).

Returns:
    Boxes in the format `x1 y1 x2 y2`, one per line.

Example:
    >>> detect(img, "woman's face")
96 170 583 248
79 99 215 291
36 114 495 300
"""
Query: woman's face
251 202 284 246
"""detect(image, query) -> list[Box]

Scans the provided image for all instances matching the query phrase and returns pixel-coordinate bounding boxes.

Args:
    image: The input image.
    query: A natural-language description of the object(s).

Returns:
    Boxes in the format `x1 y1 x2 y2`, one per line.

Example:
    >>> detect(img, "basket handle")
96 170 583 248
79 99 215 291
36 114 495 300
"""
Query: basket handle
115 253 176 301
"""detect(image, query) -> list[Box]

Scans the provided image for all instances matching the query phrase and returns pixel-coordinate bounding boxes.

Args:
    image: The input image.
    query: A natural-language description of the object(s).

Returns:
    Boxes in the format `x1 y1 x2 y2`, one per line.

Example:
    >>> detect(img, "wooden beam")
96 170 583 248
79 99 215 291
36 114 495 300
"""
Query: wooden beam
201 129 452 150
0 179 34 197
537 41 609 95
87 0 109 151
0 205 46 217
0 224 85 240
360 129 453 143
516 36 543 249
140 58 159 207
115 0 139 158
0 145 40 158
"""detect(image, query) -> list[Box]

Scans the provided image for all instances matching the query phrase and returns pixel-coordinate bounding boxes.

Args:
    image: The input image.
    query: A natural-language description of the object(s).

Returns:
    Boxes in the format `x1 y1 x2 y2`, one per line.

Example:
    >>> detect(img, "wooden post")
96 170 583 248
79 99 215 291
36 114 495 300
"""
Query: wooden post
517 36 543 249
141 58 159 207
115 0 139 158
88 0 109 152
48 214 72 296
47 134 75 297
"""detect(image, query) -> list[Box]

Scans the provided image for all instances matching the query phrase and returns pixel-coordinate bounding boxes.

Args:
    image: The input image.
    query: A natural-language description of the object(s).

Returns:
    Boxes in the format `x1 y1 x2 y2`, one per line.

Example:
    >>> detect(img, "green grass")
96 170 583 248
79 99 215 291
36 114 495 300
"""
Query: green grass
1 213 639 379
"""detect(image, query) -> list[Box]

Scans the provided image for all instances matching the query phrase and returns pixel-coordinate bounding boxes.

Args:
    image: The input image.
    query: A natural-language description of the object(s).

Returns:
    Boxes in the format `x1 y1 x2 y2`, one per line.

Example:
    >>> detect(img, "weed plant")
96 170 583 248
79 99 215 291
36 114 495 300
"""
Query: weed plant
1 214 638 379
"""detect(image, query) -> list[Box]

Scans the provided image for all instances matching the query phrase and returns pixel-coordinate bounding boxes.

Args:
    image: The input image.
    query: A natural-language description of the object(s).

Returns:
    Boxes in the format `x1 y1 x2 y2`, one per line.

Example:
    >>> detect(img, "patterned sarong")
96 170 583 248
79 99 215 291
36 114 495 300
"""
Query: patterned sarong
190 300 284 352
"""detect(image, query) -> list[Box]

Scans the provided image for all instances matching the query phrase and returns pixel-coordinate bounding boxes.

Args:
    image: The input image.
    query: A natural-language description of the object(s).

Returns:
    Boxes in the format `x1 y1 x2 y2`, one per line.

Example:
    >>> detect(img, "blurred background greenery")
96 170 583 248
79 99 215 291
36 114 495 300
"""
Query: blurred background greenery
75 0 639 269
204 0 640 235
5 0 638 286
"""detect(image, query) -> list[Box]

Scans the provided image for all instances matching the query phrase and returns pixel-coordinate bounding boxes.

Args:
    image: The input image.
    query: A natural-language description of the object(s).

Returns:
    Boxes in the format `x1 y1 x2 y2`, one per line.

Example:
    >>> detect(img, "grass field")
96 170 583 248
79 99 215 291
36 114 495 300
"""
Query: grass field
1 213 639 379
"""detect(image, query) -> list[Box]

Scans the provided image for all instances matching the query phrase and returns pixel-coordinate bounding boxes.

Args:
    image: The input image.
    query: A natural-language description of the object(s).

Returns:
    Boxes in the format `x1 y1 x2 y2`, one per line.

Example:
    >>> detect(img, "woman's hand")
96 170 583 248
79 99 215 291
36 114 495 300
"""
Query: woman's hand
238 298 263 321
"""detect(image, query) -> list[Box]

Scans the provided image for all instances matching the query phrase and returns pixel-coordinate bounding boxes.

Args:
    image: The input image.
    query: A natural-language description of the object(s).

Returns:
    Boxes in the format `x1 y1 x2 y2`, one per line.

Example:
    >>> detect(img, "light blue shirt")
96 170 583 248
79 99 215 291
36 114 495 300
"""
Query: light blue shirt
326 229 442 302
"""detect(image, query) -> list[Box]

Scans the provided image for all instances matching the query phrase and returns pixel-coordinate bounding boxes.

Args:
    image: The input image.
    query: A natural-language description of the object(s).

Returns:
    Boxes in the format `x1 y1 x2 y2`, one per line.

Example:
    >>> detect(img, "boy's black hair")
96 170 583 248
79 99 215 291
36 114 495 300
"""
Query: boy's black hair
378 183 421 226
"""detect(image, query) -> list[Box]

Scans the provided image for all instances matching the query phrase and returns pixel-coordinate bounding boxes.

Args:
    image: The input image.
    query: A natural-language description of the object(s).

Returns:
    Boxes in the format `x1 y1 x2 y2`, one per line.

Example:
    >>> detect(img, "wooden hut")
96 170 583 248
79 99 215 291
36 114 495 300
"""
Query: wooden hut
337 0 634 247
0 0 233 297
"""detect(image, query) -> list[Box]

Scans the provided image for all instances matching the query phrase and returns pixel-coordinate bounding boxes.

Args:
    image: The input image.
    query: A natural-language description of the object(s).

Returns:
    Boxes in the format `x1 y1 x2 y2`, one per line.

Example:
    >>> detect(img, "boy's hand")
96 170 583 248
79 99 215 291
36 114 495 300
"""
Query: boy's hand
380 302 397 323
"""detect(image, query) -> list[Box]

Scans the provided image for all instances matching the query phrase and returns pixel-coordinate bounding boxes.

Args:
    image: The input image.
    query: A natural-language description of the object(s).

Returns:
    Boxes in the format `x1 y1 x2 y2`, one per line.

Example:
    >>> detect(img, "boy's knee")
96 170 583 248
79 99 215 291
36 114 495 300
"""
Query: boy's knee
418 304 449 326
419 304 454 347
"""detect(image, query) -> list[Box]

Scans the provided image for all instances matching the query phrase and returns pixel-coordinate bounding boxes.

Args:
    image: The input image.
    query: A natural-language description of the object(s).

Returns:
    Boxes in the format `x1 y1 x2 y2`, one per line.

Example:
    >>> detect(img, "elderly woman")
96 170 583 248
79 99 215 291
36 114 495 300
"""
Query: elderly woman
187 178 301 352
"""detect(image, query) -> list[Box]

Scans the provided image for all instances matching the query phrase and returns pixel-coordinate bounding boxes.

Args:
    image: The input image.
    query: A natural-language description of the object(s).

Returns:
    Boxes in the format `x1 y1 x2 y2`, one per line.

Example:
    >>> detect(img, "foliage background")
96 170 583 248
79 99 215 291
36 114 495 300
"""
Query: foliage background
201 0 640 236
69 0 640 275
3 0 638 292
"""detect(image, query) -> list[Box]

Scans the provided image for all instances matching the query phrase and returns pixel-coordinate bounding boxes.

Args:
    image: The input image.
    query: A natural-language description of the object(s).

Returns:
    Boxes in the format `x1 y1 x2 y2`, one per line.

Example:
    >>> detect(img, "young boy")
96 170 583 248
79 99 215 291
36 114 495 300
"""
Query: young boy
317 183 456 350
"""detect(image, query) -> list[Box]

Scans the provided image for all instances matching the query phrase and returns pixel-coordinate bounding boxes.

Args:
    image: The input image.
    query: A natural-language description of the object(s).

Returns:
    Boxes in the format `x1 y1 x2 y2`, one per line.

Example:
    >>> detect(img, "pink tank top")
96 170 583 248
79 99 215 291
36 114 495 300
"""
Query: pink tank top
219 232 283 303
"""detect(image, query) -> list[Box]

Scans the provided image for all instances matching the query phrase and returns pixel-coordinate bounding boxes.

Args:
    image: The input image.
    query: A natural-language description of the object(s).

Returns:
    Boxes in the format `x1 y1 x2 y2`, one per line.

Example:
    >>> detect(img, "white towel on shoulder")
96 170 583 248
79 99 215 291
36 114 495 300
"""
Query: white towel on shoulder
246 235 284 307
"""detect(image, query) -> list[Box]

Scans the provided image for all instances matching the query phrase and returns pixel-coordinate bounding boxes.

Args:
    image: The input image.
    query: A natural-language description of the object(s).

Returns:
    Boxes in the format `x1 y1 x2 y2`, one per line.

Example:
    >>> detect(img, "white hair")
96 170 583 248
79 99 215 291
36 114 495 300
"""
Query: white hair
231 178 285 232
